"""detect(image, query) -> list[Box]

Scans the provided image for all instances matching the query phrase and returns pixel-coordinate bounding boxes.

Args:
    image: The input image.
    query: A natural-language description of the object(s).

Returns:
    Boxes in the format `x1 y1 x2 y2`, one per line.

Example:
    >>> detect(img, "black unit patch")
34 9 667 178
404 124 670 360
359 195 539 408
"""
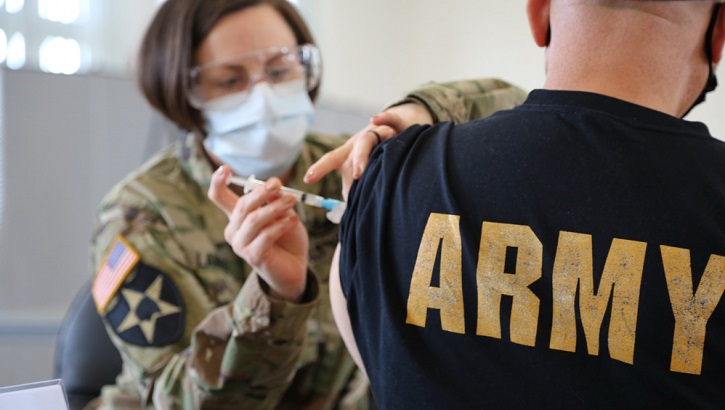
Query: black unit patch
105 264 185 346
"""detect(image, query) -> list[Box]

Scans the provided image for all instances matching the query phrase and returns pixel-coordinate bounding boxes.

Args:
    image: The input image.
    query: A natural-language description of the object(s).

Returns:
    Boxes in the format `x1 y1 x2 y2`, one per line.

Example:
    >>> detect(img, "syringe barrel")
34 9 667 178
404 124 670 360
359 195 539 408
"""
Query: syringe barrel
296 191 325 207
228 175 338 211
278 186 306 202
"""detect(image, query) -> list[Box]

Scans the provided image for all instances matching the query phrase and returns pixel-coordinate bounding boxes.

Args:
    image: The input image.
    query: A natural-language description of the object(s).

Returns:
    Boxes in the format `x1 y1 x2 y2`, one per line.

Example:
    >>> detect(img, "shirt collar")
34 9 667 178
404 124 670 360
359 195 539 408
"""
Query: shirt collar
523 89 713 139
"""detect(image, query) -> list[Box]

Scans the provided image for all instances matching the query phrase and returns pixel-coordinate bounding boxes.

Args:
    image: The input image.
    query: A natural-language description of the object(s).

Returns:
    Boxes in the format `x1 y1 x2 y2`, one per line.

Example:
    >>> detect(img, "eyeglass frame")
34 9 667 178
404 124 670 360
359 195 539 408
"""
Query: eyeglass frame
187 43 321 109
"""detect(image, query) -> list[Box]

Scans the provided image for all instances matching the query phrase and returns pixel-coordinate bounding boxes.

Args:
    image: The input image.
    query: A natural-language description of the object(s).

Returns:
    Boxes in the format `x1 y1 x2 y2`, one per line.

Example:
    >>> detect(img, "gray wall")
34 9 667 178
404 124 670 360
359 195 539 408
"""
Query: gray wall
0 68 154 386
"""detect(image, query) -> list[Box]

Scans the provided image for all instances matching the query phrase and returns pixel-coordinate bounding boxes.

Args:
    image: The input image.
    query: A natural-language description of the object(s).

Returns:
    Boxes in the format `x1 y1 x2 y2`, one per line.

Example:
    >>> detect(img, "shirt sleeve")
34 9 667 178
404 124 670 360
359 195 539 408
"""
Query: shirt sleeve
338 124 432 298
391 78 528 125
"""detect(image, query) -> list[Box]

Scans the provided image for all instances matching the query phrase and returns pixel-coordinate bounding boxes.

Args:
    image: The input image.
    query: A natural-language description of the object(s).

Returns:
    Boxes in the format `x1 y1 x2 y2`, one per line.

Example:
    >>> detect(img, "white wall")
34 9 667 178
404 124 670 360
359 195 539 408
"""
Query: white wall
307 0 724 139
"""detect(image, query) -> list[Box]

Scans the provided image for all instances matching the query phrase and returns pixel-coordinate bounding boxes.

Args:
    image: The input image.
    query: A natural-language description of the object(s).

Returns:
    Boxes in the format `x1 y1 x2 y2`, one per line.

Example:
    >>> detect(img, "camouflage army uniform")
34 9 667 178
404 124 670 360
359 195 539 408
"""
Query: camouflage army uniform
88 78 527 410
390 78 528 125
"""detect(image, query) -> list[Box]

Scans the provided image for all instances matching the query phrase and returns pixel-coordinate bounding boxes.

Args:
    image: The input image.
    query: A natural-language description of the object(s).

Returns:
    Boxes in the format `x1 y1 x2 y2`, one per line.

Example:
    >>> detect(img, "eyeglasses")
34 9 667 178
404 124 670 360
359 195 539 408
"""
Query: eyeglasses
188 44 321 108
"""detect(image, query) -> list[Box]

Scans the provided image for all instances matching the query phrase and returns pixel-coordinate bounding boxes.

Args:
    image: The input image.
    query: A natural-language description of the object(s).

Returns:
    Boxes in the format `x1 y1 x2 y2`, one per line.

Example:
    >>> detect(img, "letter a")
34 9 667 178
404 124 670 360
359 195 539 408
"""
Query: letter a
406 213 465 334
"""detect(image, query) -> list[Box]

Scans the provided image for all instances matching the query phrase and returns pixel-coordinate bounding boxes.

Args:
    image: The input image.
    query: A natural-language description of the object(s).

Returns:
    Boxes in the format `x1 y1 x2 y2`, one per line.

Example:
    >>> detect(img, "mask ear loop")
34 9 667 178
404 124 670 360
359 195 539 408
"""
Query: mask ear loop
683 3 722 117
546 25 551 47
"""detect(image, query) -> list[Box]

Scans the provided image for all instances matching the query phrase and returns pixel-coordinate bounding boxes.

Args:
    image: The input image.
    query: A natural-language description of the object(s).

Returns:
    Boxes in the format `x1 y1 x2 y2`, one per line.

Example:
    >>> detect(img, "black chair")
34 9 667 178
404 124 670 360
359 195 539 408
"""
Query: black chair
54 279 123 410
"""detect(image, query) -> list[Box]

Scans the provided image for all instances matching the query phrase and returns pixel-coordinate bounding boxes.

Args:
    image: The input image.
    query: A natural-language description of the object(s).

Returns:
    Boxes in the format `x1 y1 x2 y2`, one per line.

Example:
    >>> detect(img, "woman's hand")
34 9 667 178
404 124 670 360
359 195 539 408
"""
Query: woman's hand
208 165 309 302
303 103 433 197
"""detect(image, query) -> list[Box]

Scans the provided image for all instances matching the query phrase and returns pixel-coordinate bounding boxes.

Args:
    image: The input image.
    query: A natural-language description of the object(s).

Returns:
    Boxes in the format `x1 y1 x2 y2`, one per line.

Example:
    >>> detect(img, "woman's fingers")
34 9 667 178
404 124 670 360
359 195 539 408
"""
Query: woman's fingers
234 208 299 265
350 125 395 179
303 137 355 184
208 165 240 217
227 194 296 260
224 177 286 247
304 123 394 184
304 103 434 186
207 168 309 302
371 103 434 132
370 111 406 132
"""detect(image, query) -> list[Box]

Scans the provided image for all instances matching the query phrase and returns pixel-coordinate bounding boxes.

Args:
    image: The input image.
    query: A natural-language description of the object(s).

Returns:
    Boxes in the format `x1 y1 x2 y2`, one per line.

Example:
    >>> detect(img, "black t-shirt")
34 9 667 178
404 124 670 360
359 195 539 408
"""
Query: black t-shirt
339 90 725 409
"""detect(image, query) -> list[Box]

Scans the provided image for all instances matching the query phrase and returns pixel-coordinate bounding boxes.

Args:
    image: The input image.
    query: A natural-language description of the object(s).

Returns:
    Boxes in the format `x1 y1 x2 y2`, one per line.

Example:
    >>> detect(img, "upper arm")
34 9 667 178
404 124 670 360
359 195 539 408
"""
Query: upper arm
329 243 366 375
399 78 528 124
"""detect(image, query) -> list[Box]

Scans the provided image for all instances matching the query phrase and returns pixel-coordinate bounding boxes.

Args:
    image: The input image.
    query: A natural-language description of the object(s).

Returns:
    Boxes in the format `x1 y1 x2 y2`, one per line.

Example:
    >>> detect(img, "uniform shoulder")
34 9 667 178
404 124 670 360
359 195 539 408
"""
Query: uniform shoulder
305 132 347 151
99 143 193 210
301 132 348 164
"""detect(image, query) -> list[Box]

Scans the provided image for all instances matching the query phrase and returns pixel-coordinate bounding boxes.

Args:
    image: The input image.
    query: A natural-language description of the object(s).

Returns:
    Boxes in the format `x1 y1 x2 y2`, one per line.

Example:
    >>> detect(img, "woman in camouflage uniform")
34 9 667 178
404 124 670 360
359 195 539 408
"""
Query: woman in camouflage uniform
88 0 527 408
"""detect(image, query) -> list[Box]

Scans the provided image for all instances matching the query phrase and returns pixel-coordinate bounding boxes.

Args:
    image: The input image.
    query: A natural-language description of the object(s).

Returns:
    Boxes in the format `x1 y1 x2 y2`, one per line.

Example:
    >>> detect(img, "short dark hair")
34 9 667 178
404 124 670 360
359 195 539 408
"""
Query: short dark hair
137 0 319 136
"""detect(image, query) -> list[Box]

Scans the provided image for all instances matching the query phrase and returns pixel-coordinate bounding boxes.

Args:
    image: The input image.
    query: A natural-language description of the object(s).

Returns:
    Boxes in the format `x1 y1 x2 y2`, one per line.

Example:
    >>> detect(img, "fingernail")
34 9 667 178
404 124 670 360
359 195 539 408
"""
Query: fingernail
215 165 224 174
353 165 363 179
284 195 296 204
265 179 280 191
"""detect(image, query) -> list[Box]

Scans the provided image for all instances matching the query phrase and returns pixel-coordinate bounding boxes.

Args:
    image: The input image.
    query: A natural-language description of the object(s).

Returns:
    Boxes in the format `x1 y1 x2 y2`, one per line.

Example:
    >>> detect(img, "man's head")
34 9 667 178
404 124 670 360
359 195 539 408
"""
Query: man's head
527 0 725 117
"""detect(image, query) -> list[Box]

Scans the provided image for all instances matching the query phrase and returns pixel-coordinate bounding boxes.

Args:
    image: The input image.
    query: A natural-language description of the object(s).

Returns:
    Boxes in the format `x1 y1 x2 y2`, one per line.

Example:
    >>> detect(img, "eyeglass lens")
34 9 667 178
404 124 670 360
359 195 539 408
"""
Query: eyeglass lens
192 49 305 103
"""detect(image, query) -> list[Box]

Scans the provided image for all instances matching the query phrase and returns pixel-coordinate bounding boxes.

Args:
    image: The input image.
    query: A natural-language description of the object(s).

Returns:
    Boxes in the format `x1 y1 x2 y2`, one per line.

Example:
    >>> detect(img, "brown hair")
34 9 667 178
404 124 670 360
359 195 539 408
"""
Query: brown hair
137 0 319 137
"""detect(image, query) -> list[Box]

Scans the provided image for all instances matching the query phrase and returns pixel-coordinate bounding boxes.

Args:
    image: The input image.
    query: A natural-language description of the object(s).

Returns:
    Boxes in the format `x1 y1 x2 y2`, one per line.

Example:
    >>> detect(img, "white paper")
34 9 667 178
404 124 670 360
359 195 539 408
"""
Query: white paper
0 379 69 410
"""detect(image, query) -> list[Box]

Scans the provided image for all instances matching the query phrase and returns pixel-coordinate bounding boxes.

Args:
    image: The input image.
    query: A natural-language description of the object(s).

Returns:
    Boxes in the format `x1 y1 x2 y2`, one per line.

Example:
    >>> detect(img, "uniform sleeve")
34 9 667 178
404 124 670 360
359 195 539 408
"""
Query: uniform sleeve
91 198 319 409
155 271 319 409
392 78 528 125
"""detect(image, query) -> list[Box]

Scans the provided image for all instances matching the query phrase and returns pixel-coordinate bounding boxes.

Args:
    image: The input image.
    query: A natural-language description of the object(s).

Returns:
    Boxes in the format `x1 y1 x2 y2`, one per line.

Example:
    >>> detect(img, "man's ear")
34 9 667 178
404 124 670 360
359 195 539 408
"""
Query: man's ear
712 4 725 63
527 0 551 48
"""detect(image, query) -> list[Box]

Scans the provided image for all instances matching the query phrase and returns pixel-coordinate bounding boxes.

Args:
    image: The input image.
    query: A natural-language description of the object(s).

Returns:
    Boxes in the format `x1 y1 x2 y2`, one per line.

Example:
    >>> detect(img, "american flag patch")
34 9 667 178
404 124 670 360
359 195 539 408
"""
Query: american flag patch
93 236 140 314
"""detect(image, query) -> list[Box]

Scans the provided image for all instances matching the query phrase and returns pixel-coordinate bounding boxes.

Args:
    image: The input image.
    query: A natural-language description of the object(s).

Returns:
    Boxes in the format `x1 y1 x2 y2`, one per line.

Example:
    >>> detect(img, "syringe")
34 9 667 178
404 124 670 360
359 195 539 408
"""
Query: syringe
227 175 347 224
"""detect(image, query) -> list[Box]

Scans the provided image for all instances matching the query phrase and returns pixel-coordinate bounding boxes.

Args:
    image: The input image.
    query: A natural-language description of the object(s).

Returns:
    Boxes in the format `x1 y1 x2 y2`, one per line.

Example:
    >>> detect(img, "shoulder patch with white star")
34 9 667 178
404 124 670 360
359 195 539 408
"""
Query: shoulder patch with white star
104 264 185 347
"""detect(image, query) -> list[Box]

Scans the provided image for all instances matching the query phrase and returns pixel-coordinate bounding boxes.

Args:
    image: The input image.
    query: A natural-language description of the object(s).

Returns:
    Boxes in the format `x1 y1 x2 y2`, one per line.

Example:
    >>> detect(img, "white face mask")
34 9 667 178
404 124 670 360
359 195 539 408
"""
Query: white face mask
202 81 314 180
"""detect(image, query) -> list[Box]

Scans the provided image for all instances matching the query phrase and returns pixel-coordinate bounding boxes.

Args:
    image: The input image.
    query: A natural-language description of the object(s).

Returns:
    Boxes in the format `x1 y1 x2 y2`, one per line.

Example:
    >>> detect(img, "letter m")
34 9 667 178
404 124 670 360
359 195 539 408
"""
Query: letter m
550 232 646 365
